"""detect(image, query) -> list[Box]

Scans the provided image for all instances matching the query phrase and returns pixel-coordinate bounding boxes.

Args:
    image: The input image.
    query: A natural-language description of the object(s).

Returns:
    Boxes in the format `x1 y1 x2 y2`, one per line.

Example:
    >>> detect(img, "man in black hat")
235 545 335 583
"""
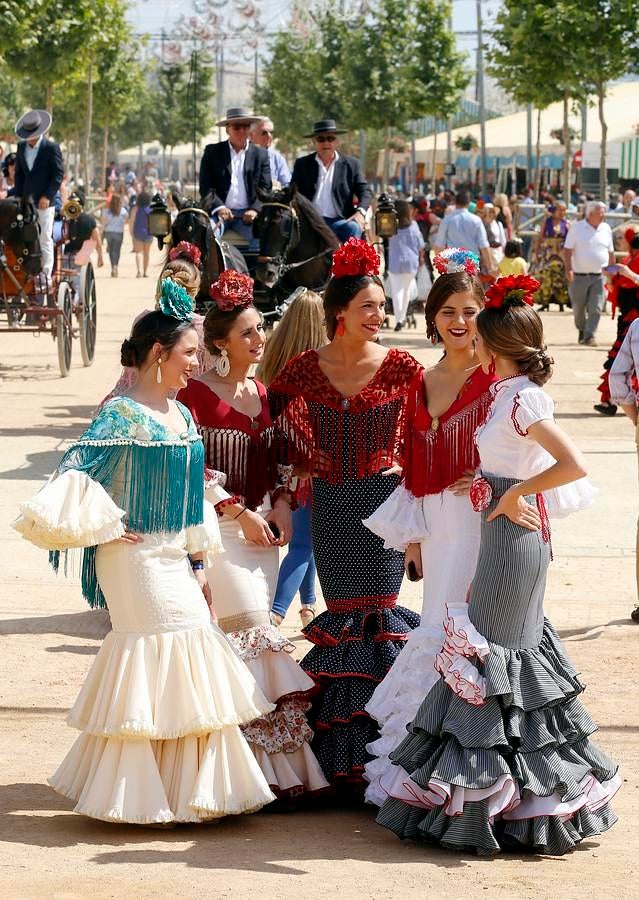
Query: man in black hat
14 109 64 283
291 119 371 243
199 107 271 246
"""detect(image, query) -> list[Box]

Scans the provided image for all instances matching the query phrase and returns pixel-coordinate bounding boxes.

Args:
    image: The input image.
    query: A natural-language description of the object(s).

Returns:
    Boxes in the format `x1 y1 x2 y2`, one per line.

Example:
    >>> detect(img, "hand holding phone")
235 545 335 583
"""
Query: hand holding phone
268 522 280 540
406 560 423 582
603 264 621 274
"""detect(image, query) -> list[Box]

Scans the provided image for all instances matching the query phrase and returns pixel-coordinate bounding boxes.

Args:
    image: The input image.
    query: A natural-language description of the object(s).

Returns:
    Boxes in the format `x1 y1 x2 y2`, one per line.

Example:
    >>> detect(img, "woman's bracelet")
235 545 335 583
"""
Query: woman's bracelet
233 506 247 520
191 560 205 571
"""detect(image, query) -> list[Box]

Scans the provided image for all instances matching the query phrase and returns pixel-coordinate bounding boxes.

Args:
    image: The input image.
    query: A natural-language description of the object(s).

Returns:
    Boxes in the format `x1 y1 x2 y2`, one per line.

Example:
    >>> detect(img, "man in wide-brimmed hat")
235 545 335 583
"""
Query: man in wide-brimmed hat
291 119 371 243
199 107 271 246
14 109 64 282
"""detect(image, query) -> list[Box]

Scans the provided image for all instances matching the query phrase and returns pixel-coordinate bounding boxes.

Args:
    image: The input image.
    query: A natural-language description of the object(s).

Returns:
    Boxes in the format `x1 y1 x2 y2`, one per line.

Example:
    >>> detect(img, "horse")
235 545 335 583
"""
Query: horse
0 196 43 279
253 185 339 296
169 193 248 308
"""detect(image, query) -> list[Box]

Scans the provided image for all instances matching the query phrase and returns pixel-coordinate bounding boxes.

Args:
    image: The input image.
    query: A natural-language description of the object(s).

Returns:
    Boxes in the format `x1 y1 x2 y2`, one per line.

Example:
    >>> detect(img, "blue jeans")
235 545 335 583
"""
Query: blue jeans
271 501 317 617
216 208 258 251
323 216 362 243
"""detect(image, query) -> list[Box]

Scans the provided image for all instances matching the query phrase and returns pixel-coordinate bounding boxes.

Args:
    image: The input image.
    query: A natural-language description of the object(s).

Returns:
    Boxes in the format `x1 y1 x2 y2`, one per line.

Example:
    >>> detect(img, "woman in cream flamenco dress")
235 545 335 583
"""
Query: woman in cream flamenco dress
13 281 276 825
178 270 329 800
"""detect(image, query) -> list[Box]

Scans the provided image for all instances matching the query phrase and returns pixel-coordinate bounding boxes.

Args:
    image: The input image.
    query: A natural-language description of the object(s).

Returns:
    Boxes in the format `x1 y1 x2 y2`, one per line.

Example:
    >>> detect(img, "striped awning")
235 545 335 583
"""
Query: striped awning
620 137 639 179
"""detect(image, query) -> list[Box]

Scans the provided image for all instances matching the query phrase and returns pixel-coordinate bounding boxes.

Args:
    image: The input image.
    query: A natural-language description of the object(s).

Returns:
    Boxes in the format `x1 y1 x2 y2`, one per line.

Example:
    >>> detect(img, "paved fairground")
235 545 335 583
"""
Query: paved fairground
0 240 637 899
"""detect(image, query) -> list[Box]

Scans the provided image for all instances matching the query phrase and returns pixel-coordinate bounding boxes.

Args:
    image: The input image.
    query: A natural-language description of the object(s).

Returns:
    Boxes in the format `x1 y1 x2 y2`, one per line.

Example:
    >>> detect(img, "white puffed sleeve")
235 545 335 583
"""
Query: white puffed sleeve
12 470 125 550
185 498 223 560
544 478 598 518
512 387 555 437
362 484 429 550
204 467 234 506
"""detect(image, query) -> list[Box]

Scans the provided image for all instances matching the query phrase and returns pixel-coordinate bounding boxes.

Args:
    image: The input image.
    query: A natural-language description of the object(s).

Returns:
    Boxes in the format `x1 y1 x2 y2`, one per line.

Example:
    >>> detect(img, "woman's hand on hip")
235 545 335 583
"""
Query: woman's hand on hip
486 487 541 530
107 529 143 545
448 468 476 496
240 508 277 547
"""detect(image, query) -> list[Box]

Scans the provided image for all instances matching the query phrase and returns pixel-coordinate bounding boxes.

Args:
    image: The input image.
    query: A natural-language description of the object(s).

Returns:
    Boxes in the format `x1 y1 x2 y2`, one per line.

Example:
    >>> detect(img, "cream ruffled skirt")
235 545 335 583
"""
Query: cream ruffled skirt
49 530 276 824
208 516 330 798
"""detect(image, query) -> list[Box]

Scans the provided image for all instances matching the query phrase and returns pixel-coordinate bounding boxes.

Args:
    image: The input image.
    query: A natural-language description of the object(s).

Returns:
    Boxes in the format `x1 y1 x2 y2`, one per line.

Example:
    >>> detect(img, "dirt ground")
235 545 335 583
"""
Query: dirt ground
0 241 637 900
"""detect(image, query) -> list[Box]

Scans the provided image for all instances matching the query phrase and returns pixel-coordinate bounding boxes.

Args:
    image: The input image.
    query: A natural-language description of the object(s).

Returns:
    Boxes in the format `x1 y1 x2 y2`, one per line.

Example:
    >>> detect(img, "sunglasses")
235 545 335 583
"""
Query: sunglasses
315 135 336 143
261 130 273 136
229 123 251 130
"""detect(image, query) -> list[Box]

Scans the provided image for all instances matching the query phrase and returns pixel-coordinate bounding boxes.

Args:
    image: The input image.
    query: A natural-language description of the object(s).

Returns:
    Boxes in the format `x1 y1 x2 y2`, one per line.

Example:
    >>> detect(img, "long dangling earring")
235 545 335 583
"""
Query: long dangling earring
488 357 496 376
156 358 162 384
215 348 230 377
336 318 345 337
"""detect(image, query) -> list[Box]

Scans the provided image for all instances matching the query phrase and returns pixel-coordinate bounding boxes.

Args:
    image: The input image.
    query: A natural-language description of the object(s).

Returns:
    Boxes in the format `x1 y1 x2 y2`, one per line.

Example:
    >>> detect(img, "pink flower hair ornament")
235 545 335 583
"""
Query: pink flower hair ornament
169 241 202 267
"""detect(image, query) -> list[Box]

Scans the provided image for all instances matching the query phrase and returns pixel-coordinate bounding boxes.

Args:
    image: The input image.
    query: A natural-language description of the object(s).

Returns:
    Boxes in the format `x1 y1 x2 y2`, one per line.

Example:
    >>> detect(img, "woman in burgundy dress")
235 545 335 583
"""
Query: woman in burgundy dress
269 239 422 789
178 270 329 800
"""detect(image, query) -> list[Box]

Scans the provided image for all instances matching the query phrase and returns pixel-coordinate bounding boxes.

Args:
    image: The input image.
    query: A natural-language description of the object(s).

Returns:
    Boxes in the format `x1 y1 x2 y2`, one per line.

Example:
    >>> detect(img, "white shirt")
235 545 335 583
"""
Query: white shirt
24 135 43 171
225 140 249 210
563 219 613 273
609 317 639 405
313 152 340 218
475 375 595 516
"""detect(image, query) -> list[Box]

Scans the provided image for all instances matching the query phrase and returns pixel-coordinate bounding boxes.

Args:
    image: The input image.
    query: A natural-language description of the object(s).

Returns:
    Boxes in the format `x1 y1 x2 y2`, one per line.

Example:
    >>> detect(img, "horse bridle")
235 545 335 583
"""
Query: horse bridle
257 201 331 275
5 202 41 271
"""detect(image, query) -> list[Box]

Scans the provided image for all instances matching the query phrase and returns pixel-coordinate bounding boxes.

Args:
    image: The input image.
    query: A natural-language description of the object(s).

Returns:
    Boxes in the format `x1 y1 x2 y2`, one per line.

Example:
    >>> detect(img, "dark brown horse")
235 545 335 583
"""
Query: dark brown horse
0 196 42 279
254 185 338 295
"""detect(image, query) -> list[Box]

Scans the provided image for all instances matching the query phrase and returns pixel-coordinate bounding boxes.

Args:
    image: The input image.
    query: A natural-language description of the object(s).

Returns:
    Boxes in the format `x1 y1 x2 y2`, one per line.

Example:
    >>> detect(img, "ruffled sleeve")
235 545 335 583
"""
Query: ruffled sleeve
362 484 428 550
185 498 223 560
12 470 125 551
512 387 554 437
544 478 598 519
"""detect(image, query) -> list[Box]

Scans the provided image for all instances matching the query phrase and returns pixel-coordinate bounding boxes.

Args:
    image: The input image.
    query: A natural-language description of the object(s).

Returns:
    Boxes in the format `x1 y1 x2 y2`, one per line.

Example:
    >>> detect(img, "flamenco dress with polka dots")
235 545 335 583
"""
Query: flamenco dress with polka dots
269 348 422 785
177 377 329 800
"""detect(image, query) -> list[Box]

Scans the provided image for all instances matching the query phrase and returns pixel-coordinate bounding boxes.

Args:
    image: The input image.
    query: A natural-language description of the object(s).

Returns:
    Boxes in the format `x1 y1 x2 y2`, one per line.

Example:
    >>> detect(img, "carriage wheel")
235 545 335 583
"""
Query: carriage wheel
78 262 97 366
56 282 73 377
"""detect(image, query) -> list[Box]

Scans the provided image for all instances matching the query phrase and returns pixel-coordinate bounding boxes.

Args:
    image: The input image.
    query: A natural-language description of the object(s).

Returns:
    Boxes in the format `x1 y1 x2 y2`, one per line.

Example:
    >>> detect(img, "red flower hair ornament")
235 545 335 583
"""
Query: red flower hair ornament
169 241 202 267
484 274 541 310
331 237 380 278
209 269 254 312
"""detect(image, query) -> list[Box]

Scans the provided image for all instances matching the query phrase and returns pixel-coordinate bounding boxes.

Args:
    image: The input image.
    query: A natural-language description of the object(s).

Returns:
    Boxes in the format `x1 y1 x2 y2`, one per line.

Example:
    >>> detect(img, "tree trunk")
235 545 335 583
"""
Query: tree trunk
535 108 542 202
101 120 110 197
597 81 607 201
83 61 94 194
431 127 438 195
562 91 571 202
383 124 392 189
45 84 54 114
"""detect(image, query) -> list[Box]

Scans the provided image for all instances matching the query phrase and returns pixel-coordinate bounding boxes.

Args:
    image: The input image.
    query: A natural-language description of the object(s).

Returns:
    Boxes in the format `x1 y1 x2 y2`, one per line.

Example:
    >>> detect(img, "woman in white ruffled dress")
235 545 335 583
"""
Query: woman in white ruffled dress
362 251 495 805
13 283 276 825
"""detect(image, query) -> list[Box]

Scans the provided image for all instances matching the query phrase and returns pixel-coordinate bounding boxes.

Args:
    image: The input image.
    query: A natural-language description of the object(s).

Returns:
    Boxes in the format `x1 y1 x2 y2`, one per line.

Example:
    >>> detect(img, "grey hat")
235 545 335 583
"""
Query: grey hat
304 119 347 138
15 109 52 141
215 107 261 127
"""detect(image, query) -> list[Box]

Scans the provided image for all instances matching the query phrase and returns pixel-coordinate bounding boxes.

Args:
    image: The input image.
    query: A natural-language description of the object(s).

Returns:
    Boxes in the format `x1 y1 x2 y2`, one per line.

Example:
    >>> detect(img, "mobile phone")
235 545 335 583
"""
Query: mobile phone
268 522 280 539
604 264 621 274
406 560 422 582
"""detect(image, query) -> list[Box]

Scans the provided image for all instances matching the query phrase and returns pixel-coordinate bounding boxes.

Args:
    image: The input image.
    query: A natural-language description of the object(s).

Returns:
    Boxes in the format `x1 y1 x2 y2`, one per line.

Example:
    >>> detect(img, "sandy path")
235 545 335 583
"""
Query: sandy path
0 243 636 899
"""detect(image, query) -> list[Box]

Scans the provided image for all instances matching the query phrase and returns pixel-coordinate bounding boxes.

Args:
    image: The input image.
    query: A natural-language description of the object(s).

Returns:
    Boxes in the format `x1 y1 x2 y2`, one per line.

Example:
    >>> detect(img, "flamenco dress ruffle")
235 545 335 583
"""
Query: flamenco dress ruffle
209 515 330 799
301 601 420 784
376 478 620 855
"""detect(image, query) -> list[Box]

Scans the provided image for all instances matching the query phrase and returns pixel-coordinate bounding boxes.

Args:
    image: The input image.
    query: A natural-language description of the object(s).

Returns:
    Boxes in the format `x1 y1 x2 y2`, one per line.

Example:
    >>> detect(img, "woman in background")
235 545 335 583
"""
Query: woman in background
257 288 327 630
131 189 153 278
102 193 128 277
387 200 425 332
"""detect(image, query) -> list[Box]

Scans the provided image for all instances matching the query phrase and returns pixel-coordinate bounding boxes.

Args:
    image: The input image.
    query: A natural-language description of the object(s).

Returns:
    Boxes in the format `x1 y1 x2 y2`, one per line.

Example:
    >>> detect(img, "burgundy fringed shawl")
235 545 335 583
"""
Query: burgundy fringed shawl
403 366 495 497
268 348 422 484
177 378 279 510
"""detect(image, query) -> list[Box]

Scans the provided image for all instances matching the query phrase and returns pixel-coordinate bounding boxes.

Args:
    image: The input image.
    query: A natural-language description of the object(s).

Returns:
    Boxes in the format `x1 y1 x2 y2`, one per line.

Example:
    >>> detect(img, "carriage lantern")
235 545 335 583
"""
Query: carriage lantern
375 193 398 239
148 194 172 246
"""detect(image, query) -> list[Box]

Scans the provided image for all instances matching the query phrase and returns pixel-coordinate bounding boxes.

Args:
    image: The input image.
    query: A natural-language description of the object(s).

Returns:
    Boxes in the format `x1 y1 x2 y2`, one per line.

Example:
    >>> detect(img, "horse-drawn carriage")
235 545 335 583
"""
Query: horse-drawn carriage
0 196 97 377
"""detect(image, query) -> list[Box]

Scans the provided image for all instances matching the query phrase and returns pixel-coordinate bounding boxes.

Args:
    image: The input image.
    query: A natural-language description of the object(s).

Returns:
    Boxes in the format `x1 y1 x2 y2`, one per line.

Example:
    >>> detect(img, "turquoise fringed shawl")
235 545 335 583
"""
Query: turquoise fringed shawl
49 396 204 608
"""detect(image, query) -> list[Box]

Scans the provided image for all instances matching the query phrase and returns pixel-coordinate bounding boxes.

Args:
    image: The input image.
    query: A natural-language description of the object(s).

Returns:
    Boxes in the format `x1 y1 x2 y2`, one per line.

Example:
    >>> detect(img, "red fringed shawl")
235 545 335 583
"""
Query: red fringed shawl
177 378 279 510
403 366 495 497
268 348 422 483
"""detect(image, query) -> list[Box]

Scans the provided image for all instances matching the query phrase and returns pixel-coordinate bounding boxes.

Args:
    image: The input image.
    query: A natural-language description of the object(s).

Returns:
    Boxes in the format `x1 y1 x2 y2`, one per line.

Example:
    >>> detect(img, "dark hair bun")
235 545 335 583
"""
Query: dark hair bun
120 338 138 367
520 347 554 386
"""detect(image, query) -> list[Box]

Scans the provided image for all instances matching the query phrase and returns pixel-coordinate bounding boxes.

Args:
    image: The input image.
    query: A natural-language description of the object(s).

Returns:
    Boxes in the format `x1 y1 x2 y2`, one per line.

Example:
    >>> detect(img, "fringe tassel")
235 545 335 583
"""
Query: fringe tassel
201 425 278 510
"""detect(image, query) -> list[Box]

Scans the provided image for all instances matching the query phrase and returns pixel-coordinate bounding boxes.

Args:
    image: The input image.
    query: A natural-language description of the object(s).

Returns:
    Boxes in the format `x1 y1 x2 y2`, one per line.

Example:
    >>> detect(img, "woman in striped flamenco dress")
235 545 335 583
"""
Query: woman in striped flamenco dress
376 274 621 855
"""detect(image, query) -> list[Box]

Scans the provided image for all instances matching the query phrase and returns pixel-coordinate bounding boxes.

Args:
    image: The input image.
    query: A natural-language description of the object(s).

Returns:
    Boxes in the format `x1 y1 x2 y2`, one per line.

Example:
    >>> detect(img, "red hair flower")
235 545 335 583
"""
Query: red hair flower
209 270 254 311
169 241 202 267
484 274 540 310
331 237 380 278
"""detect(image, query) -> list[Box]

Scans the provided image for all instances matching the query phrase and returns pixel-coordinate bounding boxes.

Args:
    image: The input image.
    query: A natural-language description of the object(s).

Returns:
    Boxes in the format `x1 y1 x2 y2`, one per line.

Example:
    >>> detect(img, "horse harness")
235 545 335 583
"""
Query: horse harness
257 201 333 275
2 200 41 271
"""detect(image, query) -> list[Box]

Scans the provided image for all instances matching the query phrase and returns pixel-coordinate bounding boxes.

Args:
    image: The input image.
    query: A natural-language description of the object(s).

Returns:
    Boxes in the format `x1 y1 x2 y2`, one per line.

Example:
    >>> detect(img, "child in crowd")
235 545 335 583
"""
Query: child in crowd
498 238 528 277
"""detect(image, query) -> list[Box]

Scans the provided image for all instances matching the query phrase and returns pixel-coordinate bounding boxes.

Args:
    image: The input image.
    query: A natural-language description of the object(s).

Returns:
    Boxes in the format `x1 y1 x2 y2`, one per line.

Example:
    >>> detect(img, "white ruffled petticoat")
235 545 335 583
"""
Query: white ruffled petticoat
15 470 277 823
362 485 481 806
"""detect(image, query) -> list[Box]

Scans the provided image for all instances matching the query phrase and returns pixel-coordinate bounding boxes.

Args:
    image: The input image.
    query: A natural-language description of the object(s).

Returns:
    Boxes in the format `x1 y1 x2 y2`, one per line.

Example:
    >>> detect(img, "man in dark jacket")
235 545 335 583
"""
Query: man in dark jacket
199 107 271 247
14 109 64 281
291 119 372 243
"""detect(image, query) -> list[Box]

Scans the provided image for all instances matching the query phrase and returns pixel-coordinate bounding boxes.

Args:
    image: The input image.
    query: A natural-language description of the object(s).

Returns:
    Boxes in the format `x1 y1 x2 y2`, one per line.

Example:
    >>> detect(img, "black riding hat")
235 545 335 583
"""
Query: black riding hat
304 119 347 138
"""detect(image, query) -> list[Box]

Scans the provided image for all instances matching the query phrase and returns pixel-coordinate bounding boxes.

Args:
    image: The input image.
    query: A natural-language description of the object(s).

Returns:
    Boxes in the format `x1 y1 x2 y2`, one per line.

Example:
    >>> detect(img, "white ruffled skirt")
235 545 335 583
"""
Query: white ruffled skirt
362 487 481 806
50 530 276 824
207 515 330 798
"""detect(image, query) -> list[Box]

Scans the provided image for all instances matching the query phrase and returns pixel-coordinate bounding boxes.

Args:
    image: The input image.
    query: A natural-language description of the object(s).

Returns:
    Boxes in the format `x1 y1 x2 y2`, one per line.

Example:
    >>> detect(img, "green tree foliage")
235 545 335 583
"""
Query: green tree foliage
153 54 216 153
